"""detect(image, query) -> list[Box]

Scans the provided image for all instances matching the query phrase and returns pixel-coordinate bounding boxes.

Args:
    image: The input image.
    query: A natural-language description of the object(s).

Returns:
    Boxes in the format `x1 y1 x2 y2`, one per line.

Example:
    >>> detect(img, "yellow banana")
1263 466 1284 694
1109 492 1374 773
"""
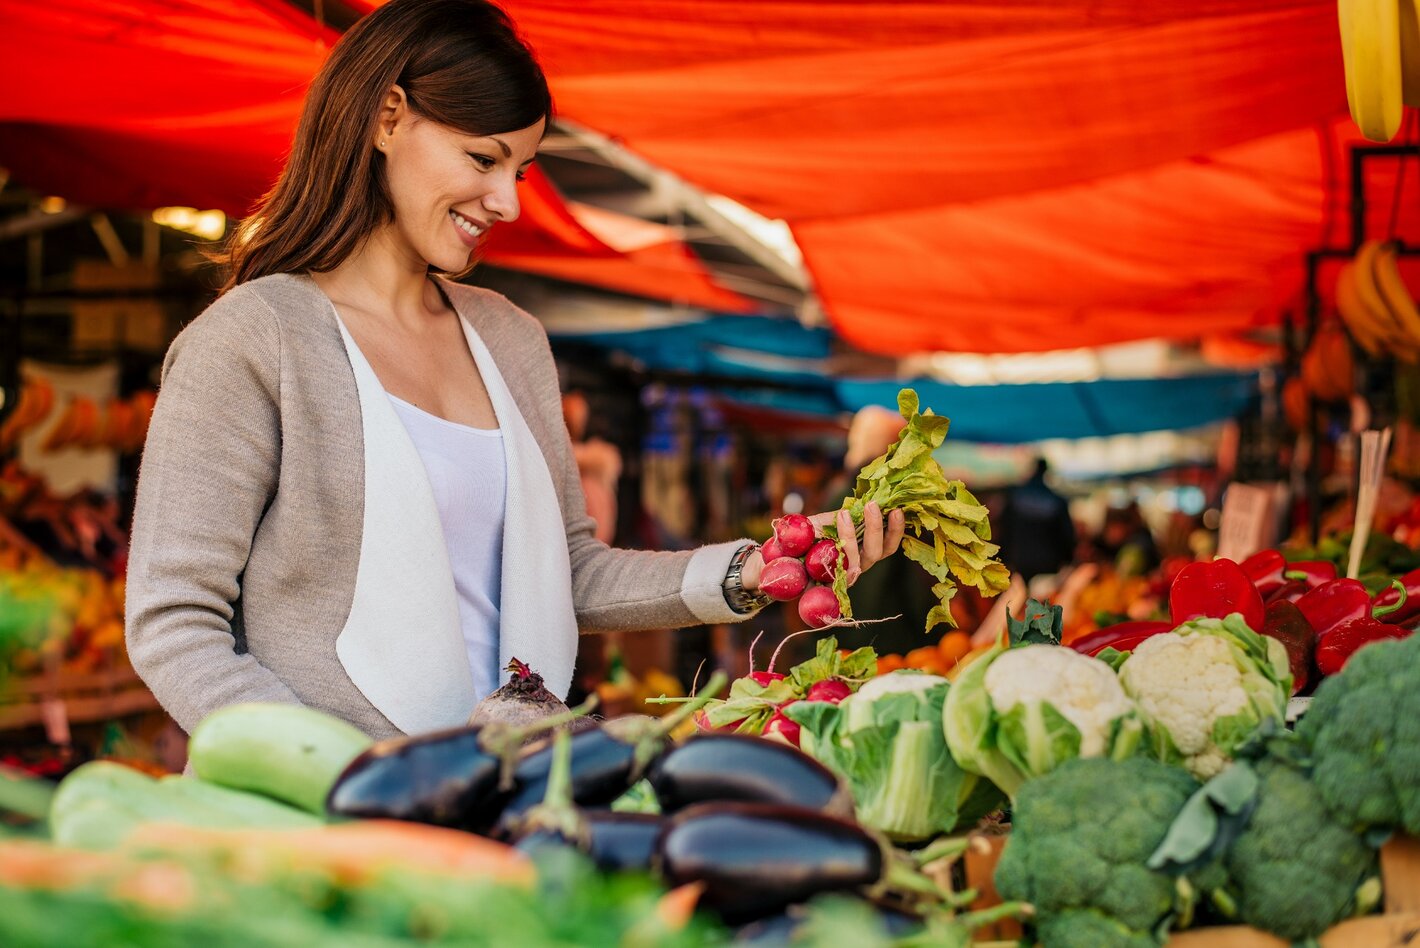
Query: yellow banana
1359 238 1420 360
1339 0 1404 141
1337 260 1387 355
1374 239 1420 346
1401 0 1420 105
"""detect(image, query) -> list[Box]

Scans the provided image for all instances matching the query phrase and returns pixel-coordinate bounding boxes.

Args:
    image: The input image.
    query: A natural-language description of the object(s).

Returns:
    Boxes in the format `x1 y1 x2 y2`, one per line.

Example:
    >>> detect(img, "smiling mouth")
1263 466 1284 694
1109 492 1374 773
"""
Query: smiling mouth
450 209 487 238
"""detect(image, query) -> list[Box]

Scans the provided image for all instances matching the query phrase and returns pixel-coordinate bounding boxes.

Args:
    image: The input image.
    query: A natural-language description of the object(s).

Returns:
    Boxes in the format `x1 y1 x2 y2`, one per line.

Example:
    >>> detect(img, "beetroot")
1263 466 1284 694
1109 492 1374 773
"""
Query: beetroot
759 536 786 562
804 539 841 584
772 514 816 559
798 585 843 628
805 679 852 704
468 657 586 730
762 706 801 746
759 557 809 602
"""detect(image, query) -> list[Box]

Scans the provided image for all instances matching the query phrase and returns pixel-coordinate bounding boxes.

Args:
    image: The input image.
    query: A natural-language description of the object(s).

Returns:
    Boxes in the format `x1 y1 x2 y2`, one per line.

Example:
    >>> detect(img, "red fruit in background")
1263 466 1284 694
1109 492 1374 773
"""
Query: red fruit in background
805 679 852 704
760 536 786 562
760 557 809 601
804 539 841 584
773 514 816 558
762 706 801 746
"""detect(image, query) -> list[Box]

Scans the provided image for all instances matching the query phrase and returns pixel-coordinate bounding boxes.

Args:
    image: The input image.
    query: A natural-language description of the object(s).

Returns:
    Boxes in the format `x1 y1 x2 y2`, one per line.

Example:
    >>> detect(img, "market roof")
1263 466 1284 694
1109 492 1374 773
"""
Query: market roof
1 0 1414 357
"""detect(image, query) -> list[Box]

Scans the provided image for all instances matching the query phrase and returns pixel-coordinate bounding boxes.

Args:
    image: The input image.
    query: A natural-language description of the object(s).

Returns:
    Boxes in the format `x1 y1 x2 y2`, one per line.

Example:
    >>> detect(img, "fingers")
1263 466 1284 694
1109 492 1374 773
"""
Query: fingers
837 508 861 583
861 501 885 566
885 508 905 556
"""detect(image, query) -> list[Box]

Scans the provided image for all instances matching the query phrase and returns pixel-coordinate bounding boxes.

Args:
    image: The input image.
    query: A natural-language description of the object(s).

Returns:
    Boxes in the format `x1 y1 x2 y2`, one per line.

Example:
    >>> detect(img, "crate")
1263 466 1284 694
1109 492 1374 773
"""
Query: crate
0 666 159 739
963 832 1420 946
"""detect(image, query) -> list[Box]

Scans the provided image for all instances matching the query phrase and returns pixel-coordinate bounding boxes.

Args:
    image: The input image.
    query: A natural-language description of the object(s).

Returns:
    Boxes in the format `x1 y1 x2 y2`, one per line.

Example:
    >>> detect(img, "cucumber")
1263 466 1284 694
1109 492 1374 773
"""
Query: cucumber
187 703 373 814
49 797 144 850
157 776 323 829
50 762 223 849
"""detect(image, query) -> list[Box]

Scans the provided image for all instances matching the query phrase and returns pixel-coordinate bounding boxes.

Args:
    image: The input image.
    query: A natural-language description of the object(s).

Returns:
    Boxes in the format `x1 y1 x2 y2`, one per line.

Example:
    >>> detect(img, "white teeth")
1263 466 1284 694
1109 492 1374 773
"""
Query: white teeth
450 210 483 237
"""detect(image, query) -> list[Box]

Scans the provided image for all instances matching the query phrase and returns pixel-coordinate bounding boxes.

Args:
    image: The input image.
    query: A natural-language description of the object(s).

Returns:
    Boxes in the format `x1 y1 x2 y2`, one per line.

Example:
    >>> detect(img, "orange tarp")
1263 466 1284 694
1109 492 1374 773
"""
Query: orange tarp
2 1 1402 352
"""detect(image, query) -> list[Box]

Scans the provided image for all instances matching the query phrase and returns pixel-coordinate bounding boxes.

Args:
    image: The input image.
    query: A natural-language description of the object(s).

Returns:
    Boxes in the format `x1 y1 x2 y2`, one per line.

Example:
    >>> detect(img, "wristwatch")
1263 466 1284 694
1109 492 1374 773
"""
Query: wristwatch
722 543 773 615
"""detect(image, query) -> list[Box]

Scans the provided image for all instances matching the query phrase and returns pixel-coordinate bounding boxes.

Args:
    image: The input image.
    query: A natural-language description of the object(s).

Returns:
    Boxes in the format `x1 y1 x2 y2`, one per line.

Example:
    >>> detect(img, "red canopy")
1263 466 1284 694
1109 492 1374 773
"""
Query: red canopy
0 1 1403 352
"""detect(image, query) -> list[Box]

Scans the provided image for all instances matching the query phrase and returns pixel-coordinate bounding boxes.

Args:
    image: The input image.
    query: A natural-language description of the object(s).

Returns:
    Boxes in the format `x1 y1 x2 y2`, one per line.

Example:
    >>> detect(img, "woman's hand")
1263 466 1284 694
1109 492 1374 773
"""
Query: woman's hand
743 502 906 592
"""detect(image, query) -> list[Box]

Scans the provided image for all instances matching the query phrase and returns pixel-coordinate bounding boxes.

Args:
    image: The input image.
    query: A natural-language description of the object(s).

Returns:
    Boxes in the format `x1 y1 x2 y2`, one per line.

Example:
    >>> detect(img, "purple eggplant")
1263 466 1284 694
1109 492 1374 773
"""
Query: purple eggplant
516 811 663 872
645 733 853 817
326 726 508 832
655 802 884 924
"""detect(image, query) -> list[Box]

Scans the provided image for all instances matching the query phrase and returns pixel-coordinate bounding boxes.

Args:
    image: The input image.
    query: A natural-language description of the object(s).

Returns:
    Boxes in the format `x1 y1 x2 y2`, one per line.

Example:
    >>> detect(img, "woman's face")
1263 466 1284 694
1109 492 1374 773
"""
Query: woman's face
380 101 544 272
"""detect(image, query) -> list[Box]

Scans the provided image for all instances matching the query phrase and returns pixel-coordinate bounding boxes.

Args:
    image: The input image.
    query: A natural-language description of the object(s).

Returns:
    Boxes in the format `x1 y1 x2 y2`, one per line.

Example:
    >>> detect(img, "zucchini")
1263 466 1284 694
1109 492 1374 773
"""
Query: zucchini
188 703 373 814
157 776 324 829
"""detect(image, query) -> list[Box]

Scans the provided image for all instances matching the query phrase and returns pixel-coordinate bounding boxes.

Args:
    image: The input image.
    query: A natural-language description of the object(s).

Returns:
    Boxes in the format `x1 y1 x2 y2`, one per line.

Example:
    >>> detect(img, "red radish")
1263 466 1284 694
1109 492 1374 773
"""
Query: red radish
805 679 852 704
759 557 809 602
748 671 785 687
804 539 841 584
772 514 816 558
798 585 843 627
762 706 801 746
759 536 786 562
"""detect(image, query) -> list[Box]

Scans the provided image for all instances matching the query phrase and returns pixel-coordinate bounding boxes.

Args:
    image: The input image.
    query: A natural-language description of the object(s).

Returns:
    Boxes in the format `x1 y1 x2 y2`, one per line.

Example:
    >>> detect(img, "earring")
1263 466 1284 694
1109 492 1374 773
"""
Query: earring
380 139 386 148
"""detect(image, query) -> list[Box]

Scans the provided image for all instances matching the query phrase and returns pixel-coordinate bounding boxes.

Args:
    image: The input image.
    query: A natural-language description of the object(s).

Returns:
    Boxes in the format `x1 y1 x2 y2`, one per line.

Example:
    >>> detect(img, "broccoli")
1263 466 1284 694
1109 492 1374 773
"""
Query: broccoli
994 757 1201 948
1215 757 1380 942
1296 633 1420 834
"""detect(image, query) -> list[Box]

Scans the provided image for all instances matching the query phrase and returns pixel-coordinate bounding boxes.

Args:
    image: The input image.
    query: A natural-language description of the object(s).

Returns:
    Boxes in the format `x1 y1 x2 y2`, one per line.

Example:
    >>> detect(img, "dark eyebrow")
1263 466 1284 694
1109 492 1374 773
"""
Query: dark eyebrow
488 137 512 158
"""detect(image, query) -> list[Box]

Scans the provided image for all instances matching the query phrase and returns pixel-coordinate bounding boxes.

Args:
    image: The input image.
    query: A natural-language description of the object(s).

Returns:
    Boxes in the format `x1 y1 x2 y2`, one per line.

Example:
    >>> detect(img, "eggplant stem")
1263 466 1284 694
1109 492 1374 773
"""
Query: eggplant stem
912 835 973 868
489 695 599 791
513 729 590 847
629 672 727 775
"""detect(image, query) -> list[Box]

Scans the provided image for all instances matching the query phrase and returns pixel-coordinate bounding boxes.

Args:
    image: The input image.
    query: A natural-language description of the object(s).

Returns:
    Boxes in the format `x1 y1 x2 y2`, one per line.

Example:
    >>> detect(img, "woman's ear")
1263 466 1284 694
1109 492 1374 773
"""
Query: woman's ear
376 83 409 145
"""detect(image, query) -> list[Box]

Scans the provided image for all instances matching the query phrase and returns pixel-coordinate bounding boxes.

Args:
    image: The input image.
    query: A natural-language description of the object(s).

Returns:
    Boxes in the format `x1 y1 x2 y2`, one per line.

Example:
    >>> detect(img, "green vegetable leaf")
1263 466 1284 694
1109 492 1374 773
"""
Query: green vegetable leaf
788 635 875 690
1095 647 1132 672
996 701 1082 778
823 388 1008 634
1148 762 1259 877
1006 598 1064 647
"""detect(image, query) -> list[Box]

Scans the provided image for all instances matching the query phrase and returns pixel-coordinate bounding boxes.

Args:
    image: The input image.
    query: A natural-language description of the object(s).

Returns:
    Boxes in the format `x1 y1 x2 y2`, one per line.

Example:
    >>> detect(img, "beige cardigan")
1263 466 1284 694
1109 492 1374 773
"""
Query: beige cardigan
125 274 756 740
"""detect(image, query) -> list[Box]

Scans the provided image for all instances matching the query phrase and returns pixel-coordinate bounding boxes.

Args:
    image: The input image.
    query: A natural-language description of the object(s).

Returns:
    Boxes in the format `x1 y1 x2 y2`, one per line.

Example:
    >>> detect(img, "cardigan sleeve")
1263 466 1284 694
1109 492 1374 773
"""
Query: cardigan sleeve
125 288 303 732
497 299 762 632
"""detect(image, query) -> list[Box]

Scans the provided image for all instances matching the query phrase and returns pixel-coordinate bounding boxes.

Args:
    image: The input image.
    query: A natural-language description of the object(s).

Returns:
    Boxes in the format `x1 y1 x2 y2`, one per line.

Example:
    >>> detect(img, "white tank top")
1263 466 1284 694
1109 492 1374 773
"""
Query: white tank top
388 394 506 702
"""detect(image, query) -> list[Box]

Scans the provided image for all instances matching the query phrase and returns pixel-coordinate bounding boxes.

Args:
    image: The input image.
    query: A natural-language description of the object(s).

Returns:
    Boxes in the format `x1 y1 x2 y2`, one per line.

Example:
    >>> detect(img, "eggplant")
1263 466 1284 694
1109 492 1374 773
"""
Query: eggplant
515 812 663 873
496 725 642 835
325 726 508 833
644 733 853 817
655 802 884 924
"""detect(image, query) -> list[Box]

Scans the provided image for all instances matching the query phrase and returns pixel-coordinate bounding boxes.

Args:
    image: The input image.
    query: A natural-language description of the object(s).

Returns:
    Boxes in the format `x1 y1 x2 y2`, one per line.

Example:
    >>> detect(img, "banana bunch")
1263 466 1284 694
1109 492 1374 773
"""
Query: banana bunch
1338 0 1420 141
1336 238 1420 361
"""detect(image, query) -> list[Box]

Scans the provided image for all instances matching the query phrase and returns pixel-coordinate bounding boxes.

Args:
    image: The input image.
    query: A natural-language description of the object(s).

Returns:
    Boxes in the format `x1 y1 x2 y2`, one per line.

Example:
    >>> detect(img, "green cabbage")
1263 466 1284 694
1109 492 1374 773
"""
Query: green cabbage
785 671 1000 842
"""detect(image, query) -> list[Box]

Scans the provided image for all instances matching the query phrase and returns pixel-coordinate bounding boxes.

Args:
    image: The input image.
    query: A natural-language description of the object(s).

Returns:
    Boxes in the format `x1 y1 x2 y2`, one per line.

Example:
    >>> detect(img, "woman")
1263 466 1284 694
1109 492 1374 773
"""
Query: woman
125 0 904 740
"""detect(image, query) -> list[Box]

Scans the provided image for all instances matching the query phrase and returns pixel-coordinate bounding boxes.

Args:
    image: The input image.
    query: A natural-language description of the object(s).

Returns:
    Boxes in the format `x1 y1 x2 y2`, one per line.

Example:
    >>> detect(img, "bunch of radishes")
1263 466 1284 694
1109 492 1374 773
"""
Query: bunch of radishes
757 513 847 627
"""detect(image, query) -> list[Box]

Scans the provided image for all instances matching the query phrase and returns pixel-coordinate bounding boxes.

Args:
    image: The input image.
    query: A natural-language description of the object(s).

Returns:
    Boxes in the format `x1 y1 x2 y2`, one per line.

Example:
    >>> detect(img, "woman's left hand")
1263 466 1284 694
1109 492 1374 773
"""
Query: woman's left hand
743 502 906 592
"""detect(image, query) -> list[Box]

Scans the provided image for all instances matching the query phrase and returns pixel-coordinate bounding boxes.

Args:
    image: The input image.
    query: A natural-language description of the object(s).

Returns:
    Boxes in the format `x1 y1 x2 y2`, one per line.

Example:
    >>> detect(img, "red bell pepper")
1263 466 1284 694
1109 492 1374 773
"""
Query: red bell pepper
1168 558 1266 633
1316 612 1413 676
1281 560 1337 590
1239 549 1290 597
1296 578 1405 640
1069 621 1173 658
1263 579 1310 606
1371 567 1420 626
1261 600 1317 695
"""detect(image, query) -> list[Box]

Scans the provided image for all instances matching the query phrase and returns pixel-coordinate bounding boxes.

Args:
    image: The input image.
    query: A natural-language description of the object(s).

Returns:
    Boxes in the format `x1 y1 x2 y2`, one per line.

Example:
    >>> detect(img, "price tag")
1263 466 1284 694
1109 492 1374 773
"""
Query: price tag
1217 483 1275 562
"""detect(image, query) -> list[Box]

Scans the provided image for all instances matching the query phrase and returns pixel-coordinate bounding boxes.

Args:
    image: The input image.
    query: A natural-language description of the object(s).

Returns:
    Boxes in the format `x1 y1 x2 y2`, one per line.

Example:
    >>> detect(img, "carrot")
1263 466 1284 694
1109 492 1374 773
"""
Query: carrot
0 840 126 889
123 820 535 888
655 881 704 929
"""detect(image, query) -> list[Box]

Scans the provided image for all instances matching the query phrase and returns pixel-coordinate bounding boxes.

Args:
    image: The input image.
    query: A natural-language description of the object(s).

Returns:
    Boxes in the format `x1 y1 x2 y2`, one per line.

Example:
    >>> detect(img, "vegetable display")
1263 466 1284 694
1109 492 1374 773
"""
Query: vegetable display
994 756 1204 948
1297 630 1420 834
1117 615 1291 780
787 671 998 842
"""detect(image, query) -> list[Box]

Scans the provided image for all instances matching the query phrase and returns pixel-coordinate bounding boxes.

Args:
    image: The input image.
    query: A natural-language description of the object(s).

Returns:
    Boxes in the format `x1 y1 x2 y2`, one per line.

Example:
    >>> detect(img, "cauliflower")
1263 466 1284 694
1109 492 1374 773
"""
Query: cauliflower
1118 615 1290 781
995 757 1203 948
983 646 1136 757
944 643 1142 798
1297 632 1420 833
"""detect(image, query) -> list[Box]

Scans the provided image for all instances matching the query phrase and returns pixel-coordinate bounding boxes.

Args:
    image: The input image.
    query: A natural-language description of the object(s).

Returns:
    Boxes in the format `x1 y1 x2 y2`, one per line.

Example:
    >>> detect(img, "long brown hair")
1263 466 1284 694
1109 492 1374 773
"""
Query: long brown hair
219 0 550 292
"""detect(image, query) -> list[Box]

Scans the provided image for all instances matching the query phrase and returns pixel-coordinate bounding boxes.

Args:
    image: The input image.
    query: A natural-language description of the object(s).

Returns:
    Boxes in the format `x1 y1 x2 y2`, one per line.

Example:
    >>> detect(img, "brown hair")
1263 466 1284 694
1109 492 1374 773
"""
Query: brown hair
219 0 550 291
